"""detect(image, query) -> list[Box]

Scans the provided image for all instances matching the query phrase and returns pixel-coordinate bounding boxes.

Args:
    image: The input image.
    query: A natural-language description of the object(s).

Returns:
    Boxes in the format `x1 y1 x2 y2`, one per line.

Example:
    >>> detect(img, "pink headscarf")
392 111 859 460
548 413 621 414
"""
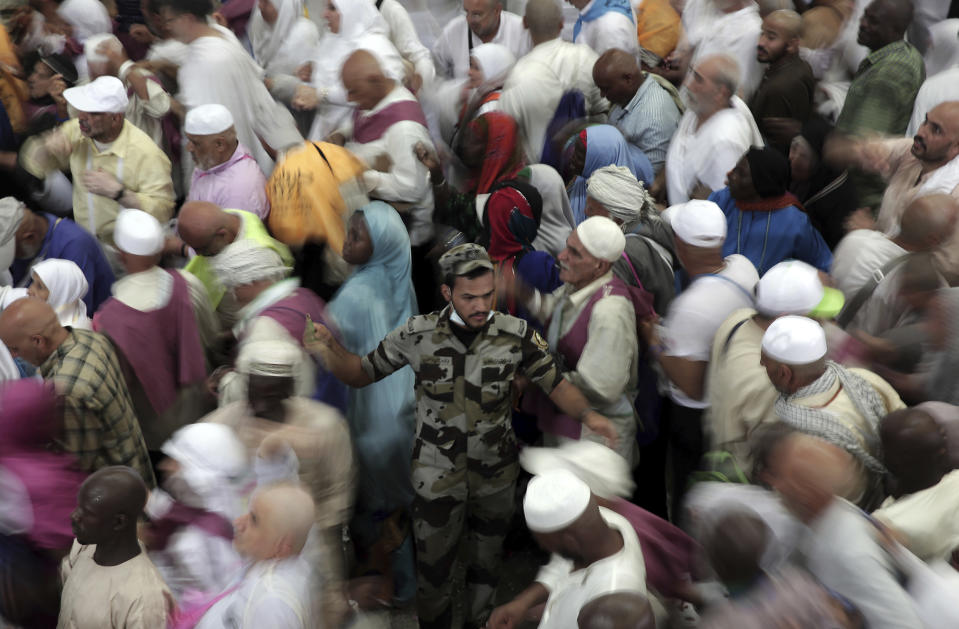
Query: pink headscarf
0 380 87 550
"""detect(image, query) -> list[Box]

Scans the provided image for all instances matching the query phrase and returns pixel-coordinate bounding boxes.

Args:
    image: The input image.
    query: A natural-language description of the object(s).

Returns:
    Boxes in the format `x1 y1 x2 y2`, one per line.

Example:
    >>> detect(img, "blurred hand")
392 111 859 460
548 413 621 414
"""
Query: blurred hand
326 132 346 146
487 602 526 628
292 84 320 111
43 129 72 157
844 207 876 232
48 74 67 104
414 141 440 171
129 23 155 45
295 61 313 82
303 320 334 355
82 168 123 198
97 41 128 74
371 153 392 173
206 365 233 396
638 314 660 347
584 411 619 450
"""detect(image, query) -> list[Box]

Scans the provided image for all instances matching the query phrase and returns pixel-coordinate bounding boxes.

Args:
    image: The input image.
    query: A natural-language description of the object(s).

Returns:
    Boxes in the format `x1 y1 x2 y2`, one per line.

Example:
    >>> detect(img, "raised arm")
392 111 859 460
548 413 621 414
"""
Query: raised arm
304 321 373 388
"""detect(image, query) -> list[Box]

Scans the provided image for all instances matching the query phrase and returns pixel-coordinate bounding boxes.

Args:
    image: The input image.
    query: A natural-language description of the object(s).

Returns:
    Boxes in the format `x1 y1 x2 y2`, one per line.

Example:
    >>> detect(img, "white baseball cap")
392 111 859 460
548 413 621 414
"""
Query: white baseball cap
524 468 592 533
761 315 827 365
63 76 128 113
114 208 164 256
666 199 727 247
184 104 234 135
756 260 845 319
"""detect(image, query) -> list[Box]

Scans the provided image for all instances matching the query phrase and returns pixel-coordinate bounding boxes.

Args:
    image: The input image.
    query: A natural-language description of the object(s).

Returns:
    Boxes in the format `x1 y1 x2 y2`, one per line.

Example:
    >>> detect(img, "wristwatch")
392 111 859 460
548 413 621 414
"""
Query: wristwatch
113 186 124 201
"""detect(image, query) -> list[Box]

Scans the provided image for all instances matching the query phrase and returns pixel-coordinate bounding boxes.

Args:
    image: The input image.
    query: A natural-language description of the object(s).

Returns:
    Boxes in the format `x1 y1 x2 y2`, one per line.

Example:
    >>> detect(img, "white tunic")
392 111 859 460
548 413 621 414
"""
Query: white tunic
665 97 762 205
572 0 638 56
432 11 531 80
536 508 646 628
687 4 763 99
379 0 436 85
874 470 959 562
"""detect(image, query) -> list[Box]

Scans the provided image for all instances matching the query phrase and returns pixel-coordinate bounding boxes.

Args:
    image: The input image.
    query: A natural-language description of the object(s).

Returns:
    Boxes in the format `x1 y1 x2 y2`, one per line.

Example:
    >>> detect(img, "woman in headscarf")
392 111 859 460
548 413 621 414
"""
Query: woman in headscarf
28 258 91 329
448 43 516 144
248 0 321 77
326 201 417 606
301 0 406 141
565 124 655 224
789 116 858 249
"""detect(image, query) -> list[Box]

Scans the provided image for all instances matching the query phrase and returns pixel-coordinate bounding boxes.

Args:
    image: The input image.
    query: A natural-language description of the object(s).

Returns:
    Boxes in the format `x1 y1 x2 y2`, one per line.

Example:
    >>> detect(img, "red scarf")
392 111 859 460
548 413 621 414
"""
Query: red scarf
469 112 525 194
735 192 805 212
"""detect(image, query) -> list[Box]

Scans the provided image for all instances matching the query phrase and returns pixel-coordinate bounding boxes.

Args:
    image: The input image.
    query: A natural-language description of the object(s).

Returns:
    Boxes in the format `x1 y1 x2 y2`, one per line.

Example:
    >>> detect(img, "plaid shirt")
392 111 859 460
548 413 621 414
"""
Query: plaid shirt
40 328 155 487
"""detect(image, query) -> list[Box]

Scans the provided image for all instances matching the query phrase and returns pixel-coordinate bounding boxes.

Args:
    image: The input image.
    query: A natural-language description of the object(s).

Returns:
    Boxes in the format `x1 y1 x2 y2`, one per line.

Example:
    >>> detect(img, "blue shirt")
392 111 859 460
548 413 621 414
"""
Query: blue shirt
11 214 115 313
711 188 833 276
609 75 682 173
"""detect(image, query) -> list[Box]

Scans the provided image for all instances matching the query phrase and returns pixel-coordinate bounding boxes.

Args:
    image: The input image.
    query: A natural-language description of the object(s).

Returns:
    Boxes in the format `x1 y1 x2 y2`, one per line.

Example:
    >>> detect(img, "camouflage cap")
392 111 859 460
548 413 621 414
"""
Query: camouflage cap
438 243 494 278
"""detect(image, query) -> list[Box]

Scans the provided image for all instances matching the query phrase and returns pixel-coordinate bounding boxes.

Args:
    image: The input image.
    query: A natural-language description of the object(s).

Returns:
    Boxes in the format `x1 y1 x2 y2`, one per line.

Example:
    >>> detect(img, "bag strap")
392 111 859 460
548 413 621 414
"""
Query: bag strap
720 316 752 358
836 253 911 329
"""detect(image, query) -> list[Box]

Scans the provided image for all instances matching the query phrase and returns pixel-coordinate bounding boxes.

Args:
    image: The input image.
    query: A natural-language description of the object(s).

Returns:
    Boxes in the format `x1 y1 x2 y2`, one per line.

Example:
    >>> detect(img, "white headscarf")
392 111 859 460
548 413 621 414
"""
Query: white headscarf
211 239 290 288
924 19 959 78
470 43 516 90
587 164 655 224
249 0 319 74
236 338 301 378
31 259 91 329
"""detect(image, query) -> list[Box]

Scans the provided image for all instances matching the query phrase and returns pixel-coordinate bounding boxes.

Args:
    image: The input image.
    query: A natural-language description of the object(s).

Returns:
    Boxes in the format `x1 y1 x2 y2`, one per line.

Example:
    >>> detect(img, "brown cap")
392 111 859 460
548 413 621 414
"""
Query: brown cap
438 243 494 278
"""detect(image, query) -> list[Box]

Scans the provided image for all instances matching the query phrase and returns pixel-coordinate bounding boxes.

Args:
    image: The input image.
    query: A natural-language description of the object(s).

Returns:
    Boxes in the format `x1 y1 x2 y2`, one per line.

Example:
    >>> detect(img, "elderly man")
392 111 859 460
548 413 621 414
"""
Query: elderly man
592 48 681 174
713 146 832 275
748 10 814 151
499 0 607 164
567 0 638 55
584 165 675 314
177 201 292 320
524 216 653 466
433 0 531 80
196 483 317 628
0 298 155 486
761 315 904 507
706 261 844 472
835 0 924 209
829 102 959 284
184 104 270 219
149 0 302 174
765 433 923 629
59 467 173 628
641 200 759 517
831 194 959 336
306 243 617 629
662 54 762 205
92 209 215 448
488 468 647 628
6 197 114 312
18 76 175 245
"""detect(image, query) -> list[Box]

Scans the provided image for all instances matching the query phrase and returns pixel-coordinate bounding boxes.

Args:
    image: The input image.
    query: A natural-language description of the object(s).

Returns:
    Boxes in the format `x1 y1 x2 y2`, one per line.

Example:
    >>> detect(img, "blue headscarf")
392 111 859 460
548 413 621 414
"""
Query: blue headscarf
573 0 634 41
328 201 417 513
568 124 654 224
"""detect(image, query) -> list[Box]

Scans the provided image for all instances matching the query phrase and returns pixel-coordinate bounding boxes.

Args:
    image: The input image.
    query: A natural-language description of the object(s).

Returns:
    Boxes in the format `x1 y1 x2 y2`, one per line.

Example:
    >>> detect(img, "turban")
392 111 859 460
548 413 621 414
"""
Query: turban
211 238 289 288
745 146 790 198
586 165 654 223
576 216 626 262
236 338 301 378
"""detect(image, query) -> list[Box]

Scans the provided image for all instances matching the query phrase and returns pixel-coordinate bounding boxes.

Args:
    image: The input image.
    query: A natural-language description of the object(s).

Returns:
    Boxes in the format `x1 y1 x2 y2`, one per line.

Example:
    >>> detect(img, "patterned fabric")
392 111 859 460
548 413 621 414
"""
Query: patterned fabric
39 328 155 487
608 75 681 172
774 361 887 475
469 112 525 195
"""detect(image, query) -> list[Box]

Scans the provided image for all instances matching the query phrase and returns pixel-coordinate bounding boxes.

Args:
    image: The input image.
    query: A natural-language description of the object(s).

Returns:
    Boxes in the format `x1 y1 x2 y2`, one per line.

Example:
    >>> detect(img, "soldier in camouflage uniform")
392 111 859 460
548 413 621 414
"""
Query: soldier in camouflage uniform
306 244 617 629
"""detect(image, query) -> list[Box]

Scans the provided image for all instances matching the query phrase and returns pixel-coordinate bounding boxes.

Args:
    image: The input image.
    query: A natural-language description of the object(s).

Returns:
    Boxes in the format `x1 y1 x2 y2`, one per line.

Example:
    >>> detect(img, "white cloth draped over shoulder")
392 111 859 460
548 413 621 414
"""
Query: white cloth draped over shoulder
248 0 321 76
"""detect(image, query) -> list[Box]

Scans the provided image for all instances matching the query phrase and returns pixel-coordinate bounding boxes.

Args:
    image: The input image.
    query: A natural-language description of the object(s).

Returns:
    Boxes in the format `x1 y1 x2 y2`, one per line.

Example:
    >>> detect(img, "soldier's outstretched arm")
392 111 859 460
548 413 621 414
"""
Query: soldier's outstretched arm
548 379 619 448
304 321 373 388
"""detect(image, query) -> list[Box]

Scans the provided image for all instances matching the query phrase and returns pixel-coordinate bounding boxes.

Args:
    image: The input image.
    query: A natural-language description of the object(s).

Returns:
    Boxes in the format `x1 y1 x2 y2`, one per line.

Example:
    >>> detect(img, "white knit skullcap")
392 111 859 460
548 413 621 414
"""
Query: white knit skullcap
586 165 653 224
524 468 592 533
114 208 164 256
184 104 234 135
761 315 827 365
520 440 634 500
666 200 727 248
236 338 301 378
211 238 289 288
576 215 626 262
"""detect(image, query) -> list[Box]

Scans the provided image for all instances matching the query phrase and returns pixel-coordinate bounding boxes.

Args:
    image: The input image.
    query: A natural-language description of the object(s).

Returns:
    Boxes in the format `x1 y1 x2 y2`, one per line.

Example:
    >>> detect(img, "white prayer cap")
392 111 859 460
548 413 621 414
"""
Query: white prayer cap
236 338 301 378
761 315 827 365
114 208 164 256
211 238 289 288
63 76 128 113
184 104 234 135
161 423 248 479
666 200 727 248
524 468 592 533
576 216 626 262
84 33 122 65
756 260 845 319
520 440 634 500
586 165 651 224
0 197 25 273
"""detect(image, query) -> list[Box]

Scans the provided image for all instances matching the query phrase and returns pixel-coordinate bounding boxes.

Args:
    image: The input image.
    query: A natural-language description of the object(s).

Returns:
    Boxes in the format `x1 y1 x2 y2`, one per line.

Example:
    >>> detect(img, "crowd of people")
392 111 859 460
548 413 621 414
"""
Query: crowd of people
0 0 958 626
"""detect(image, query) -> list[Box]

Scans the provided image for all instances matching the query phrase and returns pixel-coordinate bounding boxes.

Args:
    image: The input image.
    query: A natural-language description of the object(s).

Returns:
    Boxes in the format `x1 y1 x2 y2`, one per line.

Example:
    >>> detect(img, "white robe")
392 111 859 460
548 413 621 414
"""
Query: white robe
178 33 302 174
907 67 959 137
572 1 639 56
56 0 111 43
687 4 763 99
432 11 531 80
379 0 436 85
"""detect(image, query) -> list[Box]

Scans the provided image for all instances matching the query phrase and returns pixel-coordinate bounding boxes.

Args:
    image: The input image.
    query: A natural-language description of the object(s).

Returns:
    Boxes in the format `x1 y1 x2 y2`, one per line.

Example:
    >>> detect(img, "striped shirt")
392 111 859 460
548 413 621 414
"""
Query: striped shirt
608 75 682 173
40 328 155 487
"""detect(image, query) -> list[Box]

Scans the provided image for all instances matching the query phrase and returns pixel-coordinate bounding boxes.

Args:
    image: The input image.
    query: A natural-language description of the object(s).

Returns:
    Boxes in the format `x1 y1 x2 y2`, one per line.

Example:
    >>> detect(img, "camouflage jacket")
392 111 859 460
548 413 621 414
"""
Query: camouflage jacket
362 305 563 497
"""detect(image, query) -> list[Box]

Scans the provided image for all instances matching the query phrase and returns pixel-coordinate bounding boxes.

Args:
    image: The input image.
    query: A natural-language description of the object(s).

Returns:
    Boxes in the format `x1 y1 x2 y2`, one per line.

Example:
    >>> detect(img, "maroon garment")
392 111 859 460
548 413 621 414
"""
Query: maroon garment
352 99 428 144
217 0 256 38
92 270 206 416
525 277 655 439
607 498 699 599
148 501 234 551
258 287 331 347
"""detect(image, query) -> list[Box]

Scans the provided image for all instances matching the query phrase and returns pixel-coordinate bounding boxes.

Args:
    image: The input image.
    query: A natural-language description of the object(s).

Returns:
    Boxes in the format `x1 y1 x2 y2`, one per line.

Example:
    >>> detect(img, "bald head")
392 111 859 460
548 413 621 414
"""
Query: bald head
757 10 802 64
593 49 641 107
765 10 801 38
912 101 959 168
524 0 562 42
72 466 148 546
0 297 66 366
177 201 238 256
896 194 959 252
234 483 316 561
758 0 793 18
341 50 393 111
578 592 655 629
704 509 768 586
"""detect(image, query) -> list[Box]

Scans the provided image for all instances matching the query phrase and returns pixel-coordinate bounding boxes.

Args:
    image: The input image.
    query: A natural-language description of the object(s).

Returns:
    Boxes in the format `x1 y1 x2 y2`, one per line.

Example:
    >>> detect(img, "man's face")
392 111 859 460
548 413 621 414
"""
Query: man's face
584 197 612 220
726 155 758 201
343 73 380 112
912 107 959 165
185 133 223 170
445 271 495 329
234 492 279 560
27 61 55 99
756 19 792 64
464 0 501 40
557 231 603 288
158 6 190 42
248 374 294 419
76 111 117 140
592 65 634 107
683 63 723 116
71 482 111 545
856 0 894 51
